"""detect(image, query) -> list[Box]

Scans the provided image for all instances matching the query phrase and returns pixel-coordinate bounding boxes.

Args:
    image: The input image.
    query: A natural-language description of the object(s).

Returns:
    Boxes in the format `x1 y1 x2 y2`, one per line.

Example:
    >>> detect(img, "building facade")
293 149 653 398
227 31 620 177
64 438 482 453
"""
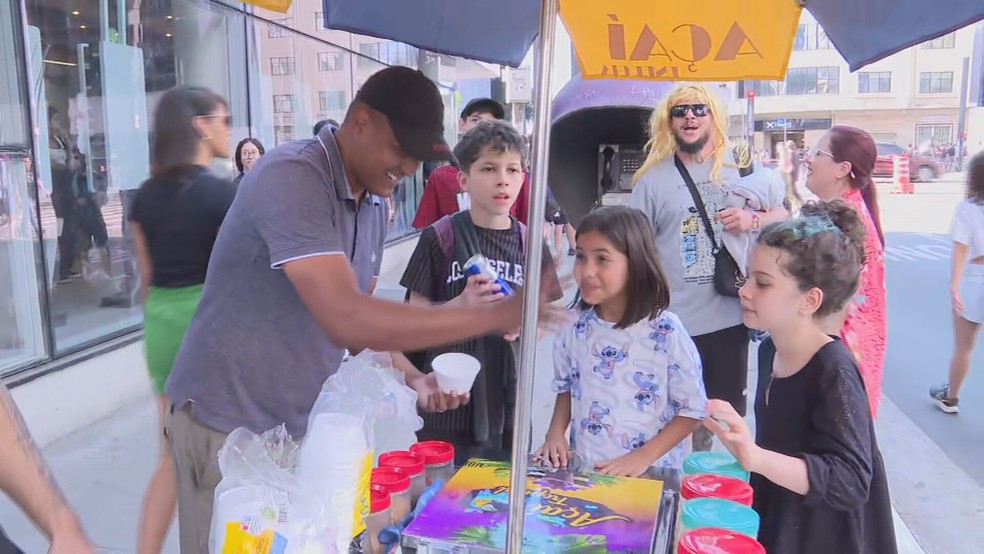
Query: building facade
727 12 983 156
0 0 499 379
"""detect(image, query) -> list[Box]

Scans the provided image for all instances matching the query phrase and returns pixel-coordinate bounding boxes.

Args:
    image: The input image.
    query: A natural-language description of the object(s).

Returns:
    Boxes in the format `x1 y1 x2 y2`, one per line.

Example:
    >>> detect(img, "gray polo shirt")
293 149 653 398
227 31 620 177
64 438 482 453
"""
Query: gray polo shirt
166 128 386 437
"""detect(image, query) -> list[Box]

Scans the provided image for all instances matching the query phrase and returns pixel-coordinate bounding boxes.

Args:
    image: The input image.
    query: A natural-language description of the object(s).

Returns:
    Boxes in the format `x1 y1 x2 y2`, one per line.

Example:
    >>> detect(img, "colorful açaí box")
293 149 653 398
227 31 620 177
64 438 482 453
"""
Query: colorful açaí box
403 458 665 553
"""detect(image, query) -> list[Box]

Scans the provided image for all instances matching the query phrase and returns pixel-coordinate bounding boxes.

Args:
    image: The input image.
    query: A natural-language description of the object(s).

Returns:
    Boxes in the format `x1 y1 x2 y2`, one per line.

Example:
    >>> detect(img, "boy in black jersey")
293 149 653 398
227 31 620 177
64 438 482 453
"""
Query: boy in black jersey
401 120 563 462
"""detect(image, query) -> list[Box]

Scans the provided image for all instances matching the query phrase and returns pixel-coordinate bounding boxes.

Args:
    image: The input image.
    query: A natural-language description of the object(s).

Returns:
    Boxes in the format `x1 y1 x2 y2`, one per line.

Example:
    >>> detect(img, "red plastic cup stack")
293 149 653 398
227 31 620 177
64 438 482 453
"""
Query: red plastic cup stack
681 474 754 507
678 527 765 554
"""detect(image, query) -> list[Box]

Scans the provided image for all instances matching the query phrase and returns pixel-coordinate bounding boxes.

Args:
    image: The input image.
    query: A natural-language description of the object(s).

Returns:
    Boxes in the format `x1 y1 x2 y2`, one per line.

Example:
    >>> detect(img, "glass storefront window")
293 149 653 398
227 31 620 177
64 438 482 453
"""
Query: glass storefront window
8 0 481 372
24 0 250 353
0 0 46 374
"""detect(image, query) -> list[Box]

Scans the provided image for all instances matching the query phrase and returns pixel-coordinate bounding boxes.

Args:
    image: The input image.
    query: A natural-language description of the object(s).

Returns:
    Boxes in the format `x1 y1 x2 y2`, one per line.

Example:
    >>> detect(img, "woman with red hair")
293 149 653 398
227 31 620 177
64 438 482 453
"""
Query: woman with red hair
804 125 887 417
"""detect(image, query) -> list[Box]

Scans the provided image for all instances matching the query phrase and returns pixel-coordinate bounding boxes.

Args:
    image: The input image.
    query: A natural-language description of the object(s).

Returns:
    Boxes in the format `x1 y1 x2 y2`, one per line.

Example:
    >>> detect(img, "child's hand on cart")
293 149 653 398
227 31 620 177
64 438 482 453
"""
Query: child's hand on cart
703 399 761 472
595 450 653 478
535 432 571 468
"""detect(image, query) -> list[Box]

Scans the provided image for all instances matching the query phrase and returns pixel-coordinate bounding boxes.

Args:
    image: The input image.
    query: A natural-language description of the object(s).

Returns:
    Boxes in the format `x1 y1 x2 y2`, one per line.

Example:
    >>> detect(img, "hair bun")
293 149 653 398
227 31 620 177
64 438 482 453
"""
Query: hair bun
801 200 867 264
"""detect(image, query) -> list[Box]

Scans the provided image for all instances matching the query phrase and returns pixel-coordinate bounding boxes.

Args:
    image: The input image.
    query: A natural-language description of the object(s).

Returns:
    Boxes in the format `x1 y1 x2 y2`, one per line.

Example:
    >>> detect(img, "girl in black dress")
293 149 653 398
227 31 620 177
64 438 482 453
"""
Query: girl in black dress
704 200 897 554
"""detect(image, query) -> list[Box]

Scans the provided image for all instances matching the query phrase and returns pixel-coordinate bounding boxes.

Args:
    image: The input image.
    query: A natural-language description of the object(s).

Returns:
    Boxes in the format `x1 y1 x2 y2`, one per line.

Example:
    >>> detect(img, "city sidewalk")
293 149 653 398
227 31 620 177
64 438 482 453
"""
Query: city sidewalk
0 246 928 553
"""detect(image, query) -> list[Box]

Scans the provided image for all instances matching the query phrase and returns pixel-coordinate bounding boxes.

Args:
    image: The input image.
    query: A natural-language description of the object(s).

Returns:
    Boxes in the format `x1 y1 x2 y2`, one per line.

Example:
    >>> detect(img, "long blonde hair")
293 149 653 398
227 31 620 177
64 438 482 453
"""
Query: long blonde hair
632 85 746 186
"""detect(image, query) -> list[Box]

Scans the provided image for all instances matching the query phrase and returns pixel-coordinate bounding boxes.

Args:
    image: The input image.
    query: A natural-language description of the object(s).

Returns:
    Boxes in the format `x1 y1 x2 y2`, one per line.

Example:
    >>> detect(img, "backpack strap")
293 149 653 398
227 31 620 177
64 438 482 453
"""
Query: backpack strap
433 214 455 266
450 211 481 262
433 211 480 296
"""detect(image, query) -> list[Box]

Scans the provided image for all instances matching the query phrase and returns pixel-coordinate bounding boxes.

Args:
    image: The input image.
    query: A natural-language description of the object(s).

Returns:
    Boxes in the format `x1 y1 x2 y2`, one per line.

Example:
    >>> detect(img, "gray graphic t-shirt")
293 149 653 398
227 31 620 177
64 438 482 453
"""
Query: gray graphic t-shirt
629 155 744 337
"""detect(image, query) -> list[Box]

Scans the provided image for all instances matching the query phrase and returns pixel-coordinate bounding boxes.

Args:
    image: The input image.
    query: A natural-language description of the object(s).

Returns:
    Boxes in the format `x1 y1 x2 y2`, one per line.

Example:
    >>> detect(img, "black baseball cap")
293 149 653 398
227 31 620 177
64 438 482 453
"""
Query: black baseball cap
355 67 453 162
460 97 505 120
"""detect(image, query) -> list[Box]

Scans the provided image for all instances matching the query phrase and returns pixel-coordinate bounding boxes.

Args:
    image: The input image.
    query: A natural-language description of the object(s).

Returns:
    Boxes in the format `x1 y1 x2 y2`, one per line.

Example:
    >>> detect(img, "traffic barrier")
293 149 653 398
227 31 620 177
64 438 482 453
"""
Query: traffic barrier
891 155 913 194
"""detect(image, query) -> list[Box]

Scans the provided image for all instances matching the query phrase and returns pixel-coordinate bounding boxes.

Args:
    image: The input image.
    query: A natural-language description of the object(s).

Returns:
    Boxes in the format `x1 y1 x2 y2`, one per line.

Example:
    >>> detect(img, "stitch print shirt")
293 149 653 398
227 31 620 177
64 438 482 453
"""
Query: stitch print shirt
552 309 708 470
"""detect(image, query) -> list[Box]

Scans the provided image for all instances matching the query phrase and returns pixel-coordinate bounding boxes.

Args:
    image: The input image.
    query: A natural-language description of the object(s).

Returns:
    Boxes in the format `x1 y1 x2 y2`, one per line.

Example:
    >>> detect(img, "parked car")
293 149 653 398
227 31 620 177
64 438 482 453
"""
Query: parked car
874 142 943 182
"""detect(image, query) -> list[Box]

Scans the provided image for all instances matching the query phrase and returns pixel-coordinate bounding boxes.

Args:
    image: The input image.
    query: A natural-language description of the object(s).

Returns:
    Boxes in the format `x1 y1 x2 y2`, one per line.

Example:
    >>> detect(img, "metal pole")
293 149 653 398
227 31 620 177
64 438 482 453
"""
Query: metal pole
957 56 970 171
116 0 126 44
505 0 558 549
100 0 110 42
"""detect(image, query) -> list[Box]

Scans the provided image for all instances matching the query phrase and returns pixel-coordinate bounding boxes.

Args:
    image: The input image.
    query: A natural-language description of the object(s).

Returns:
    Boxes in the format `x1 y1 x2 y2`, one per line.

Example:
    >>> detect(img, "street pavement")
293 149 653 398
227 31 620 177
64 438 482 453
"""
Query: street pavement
0 183 974 552
871 175 984 552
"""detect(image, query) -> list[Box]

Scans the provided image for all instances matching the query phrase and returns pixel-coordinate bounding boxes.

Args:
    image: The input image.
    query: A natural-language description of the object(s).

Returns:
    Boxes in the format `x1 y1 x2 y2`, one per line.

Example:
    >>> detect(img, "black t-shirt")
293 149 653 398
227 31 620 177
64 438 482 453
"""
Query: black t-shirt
128 166 236 288
400 216 562 305
754 338 897 554
400 215 562 440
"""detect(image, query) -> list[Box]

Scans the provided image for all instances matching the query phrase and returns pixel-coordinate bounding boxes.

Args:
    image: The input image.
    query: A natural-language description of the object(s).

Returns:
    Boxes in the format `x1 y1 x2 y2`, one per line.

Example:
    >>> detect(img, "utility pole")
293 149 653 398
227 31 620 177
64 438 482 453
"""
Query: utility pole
957 56 971 171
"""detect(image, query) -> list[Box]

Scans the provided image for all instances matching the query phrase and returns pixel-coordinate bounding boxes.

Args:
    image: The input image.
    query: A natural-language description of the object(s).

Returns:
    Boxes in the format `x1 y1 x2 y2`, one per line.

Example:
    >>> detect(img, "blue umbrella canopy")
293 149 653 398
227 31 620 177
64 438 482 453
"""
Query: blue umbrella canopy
322 0 983 74
322 0 541 67
807 0 984 71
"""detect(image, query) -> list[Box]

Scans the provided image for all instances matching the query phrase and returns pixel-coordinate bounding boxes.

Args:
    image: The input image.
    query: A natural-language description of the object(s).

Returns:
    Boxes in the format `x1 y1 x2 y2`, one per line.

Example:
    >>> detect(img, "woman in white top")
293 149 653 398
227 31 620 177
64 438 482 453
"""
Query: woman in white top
931 151 984 414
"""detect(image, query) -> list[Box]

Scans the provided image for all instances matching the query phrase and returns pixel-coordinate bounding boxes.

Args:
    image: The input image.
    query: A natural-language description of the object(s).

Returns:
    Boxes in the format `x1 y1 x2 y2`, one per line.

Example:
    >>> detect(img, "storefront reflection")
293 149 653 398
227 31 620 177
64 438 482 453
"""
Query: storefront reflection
0 155 46 371
8 0 463 372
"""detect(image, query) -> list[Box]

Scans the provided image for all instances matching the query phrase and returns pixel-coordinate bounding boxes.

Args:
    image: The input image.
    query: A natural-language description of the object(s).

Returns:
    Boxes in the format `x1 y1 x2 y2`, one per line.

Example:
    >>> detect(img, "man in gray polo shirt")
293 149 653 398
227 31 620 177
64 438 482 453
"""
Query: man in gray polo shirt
164 67 532 553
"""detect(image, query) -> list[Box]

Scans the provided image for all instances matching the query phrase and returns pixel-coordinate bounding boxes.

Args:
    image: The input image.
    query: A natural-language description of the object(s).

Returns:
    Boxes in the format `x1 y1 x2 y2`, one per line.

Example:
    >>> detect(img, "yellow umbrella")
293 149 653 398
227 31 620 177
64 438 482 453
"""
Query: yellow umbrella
560 0 803 81
242 0 293 13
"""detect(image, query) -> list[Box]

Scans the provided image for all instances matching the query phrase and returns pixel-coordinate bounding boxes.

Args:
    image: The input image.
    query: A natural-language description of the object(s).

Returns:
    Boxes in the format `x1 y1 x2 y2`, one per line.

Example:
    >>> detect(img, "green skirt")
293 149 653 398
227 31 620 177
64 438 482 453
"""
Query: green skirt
144 284 204 393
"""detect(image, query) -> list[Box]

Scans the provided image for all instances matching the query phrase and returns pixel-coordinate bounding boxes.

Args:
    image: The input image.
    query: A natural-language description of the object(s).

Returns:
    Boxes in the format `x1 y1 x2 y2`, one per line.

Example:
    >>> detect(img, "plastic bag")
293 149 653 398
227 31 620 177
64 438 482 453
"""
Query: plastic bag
307 350 423 459
300 351 423 550
210 425 341 554
211 351 422 554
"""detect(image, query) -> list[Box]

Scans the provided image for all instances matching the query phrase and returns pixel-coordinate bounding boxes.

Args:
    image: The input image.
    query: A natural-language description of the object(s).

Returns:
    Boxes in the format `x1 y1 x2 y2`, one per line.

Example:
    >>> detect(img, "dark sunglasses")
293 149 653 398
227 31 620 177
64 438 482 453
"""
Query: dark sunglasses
670 104 710 118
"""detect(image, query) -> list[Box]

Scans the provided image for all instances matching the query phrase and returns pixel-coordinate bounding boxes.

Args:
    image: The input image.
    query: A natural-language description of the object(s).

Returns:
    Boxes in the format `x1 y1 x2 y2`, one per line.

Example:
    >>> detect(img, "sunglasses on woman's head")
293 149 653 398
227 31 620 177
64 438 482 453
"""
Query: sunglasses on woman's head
670 104 710 118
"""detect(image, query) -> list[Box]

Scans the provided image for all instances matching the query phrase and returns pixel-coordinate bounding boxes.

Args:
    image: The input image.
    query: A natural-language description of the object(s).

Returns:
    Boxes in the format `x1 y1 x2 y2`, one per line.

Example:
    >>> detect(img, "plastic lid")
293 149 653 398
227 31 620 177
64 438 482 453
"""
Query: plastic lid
683 452 751 481
378 451 425 476
682 474 754 506
681 498 760 538
370 484 391 513
410 441 455 465
371 468 411 494
678 527 766 554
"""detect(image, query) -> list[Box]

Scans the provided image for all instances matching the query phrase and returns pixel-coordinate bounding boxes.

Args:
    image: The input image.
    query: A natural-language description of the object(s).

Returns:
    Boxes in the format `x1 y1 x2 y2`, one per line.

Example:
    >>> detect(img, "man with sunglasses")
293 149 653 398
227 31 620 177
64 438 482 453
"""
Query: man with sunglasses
630 85 788 451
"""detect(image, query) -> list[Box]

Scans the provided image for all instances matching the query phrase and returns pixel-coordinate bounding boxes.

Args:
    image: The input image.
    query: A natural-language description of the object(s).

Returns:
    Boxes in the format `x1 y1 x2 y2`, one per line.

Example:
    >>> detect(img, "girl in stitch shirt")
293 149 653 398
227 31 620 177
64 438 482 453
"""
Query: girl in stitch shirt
537 206 708 477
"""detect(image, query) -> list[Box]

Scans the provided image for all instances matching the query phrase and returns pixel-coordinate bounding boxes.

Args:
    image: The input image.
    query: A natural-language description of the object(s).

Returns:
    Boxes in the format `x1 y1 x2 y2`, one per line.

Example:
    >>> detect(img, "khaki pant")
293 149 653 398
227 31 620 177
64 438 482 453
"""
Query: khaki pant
165 404 228 554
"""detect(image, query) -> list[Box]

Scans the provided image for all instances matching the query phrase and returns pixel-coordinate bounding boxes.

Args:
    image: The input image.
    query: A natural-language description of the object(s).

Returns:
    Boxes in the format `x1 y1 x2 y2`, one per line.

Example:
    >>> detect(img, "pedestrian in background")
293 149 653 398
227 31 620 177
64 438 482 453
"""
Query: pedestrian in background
129 86 236 554
931 151 984 414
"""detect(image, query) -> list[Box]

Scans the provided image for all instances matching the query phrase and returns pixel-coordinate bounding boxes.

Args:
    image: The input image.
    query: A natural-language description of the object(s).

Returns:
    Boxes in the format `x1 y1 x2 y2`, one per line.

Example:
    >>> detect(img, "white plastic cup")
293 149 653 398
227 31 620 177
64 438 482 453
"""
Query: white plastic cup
431 353 481 394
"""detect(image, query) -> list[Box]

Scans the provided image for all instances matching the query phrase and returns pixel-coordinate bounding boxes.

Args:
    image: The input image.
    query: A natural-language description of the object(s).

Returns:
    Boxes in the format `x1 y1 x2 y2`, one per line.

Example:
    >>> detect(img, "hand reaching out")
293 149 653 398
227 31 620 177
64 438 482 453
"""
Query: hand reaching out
703 399 760 472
